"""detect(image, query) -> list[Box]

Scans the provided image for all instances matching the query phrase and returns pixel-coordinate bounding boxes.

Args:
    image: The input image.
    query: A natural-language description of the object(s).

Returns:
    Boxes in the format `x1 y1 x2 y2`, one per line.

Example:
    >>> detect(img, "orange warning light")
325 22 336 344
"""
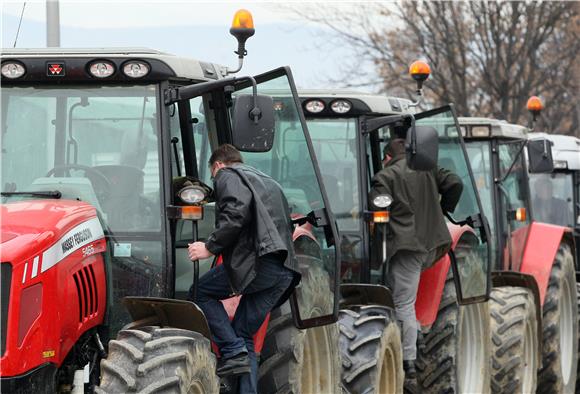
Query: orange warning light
527 96 543 113
409 60 431 82
231 9 254 30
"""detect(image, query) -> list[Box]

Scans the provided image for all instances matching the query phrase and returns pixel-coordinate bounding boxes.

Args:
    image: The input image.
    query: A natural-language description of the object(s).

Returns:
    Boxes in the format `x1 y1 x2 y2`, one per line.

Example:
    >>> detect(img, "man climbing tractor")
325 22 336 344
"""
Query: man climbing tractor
369 134 463 382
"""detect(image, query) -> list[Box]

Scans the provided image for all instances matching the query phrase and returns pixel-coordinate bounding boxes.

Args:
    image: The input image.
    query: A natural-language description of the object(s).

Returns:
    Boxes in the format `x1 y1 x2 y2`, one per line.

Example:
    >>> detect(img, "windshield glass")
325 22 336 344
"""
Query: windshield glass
529 172 575 227
304 118 360 231
2 85 162 232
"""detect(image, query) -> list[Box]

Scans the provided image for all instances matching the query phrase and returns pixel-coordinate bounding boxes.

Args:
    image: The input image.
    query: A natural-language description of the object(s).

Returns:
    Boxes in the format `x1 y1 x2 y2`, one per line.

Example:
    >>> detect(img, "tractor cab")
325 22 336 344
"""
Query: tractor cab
299 91 491 303
527 132 580 264
1 13 341 393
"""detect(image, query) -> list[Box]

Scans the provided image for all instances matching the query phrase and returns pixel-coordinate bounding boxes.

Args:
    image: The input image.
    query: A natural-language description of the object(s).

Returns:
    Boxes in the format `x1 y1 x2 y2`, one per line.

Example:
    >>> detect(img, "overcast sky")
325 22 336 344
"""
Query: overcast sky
1 1 370 88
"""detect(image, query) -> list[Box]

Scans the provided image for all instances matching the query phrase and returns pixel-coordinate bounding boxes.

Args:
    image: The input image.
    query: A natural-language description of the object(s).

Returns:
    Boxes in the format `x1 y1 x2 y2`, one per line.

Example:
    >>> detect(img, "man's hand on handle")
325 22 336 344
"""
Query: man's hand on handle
188 241 214 261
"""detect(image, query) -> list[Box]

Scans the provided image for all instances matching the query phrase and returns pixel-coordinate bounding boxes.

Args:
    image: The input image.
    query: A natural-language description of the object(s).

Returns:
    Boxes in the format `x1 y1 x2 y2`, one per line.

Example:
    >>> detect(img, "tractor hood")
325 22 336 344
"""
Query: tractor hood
0 200 103 265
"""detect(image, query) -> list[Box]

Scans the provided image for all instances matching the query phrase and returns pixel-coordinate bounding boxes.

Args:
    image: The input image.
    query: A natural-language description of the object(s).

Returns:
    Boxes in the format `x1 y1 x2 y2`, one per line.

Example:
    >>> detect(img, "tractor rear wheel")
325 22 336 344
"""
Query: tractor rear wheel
489 286 538 393
416 275 491 393
338 305 404 394
538 243 579 393
95 326 219 394
257 263 340 394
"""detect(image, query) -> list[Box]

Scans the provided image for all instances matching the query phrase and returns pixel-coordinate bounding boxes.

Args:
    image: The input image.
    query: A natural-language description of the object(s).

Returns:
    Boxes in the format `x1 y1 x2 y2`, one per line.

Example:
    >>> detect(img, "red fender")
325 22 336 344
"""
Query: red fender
415 224 472 328
519 222 571 305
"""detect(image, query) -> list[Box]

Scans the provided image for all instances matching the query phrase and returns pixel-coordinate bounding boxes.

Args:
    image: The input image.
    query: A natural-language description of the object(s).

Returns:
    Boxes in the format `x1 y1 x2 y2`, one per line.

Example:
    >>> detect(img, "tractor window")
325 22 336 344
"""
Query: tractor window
529 173 575 227
306 117 364 284
304 118 360 231
498 142 531 270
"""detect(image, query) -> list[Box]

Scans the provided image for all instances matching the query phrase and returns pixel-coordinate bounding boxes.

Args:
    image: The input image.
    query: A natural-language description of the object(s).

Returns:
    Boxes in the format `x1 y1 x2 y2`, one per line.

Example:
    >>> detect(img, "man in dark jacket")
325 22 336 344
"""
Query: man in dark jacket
369 138 463 379
188 144 299 394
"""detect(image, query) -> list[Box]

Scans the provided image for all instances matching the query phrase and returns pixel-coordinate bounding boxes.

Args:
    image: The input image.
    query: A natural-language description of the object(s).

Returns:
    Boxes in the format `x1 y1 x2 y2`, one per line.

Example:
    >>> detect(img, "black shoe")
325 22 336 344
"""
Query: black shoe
216 353 251 377
403 360 416 379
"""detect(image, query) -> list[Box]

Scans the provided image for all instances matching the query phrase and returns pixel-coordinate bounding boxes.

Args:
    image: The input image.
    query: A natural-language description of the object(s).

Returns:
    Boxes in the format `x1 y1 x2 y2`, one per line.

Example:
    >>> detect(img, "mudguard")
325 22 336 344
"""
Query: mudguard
416 224 471 328
340 283 395 310
519 222 575 305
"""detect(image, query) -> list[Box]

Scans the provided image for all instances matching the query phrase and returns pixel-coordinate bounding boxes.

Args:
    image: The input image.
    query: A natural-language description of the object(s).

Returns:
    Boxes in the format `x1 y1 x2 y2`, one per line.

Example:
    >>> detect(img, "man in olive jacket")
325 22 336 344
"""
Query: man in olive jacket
369 138 463 378
188 144 300 394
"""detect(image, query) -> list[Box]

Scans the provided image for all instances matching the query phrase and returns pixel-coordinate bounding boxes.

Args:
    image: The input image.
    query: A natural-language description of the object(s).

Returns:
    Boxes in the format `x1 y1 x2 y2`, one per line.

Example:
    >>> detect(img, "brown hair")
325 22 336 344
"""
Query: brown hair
208 144 244 166
384 138 406 157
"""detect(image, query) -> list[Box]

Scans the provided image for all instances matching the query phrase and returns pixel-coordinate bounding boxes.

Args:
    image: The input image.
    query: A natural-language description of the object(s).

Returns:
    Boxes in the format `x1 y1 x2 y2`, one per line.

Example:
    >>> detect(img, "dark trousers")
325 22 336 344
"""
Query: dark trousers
191 255 294 394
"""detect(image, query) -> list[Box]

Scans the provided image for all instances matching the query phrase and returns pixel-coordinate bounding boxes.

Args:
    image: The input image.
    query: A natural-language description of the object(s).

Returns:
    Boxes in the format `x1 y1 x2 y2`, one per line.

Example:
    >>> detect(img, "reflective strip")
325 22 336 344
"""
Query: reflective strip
31 256 39 278
22 262 28 284
41 217 104 273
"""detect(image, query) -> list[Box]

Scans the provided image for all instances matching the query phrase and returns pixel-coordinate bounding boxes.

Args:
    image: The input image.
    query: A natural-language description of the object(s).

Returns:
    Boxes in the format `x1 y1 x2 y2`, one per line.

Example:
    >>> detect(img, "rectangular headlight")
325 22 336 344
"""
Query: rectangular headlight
471 126 491 137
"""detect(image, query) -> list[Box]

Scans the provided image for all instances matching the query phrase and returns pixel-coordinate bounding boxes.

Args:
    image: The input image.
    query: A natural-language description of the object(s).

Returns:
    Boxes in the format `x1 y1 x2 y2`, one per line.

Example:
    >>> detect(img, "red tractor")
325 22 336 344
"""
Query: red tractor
299 62 493 393
0 11 342 393
460 107 579 392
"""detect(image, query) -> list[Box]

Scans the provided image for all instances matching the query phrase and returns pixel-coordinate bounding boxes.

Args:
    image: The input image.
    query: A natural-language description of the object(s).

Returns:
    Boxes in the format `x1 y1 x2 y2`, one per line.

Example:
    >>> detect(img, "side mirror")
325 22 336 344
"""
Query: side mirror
406 125 439 171
527 139 554 173
232 94 275 152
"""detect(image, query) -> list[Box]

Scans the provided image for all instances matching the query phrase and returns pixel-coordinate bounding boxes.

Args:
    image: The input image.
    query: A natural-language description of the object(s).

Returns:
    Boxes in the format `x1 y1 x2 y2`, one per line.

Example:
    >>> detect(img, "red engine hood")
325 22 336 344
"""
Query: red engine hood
0 200 100 264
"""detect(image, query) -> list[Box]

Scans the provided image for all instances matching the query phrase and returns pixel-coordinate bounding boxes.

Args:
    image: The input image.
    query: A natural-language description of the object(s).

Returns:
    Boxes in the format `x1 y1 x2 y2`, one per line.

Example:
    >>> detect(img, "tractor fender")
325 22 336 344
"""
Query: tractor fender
340 283 395 310
491 271 543 358
122 296 212 340
519 222 575 305
416 223 472 328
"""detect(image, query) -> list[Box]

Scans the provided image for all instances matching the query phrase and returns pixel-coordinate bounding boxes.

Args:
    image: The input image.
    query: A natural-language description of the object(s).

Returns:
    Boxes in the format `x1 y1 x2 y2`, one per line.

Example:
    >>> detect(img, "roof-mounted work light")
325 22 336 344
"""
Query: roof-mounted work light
408 60 431 107
527 96 544 130
227 9 255 74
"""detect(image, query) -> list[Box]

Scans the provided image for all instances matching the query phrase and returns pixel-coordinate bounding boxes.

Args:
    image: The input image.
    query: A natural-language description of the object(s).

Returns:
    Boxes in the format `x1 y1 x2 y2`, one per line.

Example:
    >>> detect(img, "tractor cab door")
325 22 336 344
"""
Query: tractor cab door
415 105 491 303
230 68 341 328
169 68 340 329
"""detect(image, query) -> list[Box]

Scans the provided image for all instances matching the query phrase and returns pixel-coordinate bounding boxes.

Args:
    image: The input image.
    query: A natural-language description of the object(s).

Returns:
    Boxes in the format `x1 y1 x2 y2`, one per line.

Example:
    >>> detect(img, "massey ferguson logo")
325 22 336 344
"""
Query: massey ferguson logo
47 62 65 76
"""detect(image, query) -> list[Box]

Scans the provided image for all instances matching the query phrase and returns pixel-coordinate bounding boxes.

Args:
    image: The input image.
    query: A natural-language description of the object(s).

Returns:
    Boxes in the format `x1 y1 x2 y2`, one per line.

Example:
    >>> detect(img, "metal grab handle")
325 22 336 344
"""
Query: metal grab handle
191 259 200 302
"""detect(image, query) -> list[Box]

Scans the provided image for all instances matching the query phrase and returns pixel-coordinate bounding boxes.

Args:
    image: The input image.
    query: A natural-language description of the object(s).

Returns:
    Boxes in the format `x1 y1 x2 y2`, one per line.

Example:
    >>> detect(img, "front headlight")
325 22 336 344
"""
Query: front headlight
373 194 393 209
178 185 207 204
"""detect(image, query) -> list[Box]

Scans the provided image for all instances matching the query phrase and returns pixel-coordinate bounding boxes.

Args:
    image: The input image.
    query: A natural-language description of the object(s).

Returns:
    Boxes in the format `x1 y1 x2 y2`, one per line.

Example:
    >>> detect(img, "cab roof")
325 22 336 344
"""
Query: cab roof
458 117 529 139
1 47 228 81
298 89 416 116
528 132 580 170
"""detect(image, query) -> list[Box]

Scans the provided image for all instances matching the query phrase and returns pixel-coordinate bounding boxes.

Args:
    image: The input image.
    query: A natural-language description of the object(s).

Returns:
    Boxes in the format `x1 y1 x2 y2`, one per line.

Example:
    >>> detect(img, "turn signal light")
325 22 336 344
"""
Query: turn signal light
373 211 390 223
515 207 526 222
181 206 203 220
527 96 543 113
409 60 431 82
231 9 254 30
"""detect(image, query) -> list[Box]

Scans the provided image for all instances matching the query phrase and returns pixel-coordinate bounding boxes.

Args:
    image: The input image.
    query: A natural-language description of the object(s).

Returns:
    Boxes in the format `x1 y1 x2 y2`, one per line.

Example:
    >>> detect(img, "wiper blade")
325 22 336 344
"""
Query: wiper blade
1 190 62 199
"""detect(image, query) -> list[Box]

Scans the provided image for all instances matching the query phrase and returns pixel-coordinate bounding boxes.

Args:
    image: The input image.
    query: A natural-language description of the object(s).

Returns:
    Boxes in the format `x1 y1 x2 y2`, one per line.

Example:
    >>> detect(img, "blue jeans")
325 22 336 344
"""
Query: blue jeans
191 254 294 394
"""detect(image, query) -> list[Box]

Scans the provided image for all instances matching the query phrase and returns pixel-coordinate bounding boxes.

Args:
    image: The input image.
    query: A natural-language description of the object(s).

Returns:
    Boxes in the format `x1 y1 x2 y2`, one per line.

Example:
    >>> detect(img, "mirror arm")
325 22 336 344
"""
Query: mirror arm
498 141 527 184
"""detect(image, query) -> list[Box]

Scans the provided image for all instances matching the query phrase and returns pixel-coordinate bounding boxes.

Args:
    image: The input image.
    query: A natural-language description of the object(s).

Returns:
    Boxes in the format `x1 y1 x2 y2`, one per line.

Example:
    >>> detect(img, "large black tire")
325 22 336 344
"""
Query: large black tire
416 275 491 393
338 305 404 394
489 286 539 393
538 243 579 393
95 326 219 393
258 263 341 394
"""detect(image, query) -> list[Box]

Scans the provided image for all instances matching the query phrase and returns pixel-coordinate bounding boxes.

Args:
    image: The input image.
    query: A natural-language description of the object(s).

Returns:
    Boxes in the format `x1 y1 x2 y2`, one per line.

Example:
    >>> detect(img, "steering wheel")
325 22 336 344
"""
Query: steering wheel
45 164 112 202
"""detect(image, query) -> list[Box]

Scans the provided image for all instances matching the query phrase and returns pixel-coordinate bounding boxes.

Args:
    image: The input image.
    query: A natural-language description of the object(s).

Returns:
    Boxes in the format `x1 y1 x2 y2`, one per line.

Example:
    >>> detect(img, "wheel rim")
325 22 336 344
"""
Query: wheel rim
560 274 574 385
522 316 535 393
188 380 206 394
377 340 399 393
457 304 486 393
300 323 335 392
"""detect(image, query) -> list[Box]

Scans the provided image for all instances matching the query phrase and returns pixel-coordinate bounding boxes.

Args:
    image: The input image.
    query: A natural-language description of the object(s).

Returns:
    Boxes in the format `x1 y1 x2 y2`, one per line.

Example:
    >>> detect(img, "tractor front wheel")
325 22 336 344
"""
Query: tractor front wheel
95 326 219 394
538 243 578 393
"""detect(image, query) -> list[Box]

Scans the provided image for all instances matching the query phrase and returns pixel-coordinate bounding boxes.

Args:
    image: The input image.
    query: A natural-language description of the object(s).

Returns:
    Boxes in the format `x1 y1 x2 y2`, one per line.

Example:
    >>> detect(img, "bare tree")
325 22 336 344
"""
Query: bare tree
294 1 579 136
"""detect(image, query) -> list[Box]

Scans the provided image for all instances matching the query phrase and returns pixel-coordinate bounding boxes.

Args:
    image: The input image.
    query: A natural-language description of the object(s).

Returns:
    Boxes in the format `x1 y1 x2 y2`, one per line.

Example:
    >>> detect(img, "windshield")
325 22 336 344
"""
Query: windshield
529 172 575 227
1 85 166 331
304 118 360 231
2 85 162 232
